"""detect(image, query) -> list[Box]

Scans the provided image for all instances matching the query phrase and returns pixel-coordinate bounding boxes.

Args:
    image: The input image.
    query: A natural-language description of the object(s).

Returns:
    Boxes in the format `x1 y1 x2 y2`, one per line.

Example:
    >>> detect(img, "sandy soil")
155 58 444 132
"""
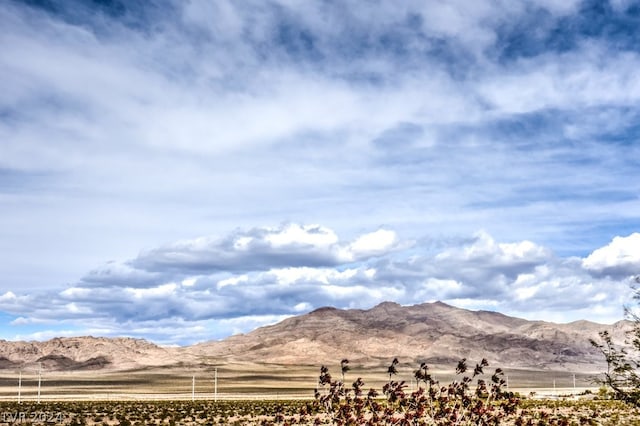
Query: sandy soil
0 361 601 401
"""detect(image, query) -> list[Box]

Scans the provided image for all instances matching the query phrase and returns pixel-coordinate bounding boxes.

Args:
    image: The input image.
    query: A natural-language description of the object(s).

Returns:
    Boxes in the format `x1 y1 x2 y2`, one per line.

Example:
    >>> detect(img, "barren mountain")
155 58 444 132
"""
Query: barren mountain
0 336 177 371
0 302 630 372
192 301 630 371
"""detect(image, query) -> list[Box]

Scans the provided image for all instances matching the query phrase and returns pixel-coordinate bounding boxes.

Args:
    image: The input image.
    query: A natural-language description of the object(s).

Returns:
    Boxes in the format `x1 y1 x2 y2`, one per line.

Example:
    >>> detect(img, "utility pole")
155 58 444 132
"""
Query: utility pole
573 374 576 394
192 375 195 402
18 370 21 404
214 368 218 402
37 363 42 404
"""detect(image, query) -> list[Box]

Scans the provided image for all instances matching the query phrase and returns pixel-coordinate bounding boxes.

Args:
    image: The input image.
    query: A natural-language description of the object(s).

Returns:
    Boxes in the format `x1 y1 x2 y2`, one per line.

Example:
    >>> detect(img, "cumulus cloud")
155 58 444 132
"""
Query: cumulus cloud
434 231 552 266
0 225 636 344
583 233 640 277
128 223 402 276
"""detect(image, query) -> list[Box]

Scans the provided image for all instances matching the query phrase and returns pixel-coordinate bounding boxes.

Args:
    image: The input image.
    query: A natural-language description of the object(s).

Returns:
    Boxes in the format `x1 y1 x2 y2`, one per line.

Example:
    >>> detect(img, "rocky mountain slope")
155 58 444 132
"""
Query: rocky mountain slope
0 302 630 371
0 336 176 371
192 301 630 371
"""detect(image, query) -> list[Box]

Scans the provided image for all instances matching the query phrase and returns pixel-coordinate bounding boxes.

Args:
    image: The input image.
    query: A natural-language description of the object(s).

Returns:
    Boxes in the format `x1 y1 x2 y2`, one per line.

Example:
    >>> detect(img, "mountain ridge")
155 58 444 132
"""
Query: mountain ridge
0 301 630 371
192 301 630 370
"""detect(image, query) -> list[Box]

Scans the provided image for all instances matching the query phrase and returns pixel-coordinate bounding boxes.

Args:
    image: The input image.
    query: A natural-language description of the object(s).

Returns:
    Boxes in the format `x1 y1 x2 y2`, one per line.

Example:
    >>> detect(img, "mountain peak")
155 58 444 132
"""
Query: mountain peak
310 306 339 315
372 301 402 310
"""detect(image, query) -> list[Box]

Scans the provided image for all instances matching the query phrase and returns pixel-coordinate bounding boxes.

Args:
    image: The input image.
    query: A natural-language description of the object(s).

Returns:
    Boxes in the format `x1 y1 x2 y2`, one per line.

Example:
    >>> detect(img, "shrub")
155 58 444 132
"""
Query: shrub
590 277 640 406
313 358 519 425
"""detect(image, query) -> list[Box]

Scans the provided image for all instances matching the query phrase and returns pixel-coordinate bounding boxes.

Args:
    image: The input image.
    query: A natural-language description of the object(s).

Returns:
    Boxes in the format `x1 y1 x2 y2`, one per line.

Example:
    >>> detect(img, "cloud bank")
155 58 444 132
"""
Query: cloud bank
0 224 637 345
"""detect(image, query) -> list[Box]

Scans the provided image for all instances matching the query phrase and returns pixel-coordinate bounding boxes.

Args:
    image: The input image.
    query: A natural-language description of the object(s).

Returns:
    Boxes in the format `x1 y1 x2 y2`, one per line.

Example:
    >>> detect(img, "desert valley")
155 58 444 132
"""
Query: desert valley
0 301 629 400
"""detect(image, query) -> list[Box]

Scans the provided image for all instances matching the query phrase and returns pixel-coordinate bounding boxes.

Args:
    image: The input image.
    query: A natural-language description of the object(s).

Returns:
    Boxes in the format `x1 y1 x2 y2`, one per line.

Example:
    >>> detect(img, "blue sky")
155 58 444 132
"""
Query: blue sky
1 0 640 345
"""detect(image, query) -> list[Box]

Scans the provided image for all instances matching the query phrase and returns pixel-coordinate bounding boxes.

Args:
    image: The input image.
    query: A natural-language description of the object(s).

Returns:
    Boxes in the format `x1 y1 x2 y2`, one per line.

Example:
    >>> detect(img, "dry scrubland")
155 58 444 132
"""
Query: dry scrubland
0 362 638 424
0 399 637 425
0 362 600 401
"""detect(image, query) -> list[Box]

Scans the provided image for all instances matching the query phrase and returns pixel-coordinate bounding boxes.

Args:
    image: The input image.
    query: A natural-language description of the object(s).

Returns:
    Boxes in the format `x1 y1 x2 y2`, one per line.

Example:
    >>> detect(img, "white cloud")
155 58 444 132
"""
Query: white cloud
267 267 359 286
128 223 401 277
293 302 312 312
435 231 551 267
583 233 640 277
64 302 91 314
264 223 338 248
415 278 465 301
125 283 178 299
345 229 401 260
181 277 197 287
216 275 248 289
0 226 636 344
0 291 17 301
479 45 640 114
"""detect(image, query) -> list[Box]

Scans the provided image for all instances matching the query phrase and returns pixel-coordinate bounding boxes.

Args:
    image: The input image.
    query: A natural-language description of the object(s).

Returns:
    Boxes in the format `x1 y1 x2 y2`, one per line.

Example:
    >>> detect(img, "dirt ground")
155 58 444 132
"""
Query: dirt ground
0 361 601 402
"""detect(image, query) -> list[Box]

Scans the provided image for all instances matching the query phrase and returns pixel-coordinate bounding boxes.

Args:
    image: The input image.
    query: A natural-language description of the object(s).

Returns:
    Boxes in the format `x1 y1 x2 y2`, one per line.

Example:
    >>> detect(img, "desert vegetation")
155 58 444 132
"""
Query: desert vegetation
311 358 640 425
314 357 519 425
0 397 639 425
589 277 640 407
1 359 638 425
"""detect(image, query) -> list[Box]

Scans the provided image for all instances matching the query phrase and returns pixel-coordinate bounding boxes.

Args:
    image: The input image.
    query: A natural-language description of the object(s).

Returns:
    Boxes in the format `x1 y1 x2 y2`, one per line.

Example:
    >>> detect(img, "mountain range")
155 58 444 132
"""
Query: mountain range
0 302 631 372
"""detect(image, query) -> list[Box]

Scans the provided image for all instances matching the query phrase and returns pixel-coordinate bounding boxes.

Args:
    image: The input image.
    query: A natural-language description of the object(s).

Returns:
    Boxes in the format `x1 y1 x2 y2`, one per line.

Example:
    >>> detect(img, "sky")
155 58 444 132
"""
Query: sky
1 0 640 345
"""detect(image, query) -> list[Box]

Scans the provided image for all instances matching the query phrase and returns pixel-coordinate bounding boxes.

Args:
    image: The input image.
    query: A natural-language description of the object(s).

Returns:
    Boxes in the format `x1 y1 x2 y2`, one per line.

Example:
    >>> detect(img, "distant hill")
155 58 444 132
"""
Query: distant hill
0 302 630 372
0 336 175 371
